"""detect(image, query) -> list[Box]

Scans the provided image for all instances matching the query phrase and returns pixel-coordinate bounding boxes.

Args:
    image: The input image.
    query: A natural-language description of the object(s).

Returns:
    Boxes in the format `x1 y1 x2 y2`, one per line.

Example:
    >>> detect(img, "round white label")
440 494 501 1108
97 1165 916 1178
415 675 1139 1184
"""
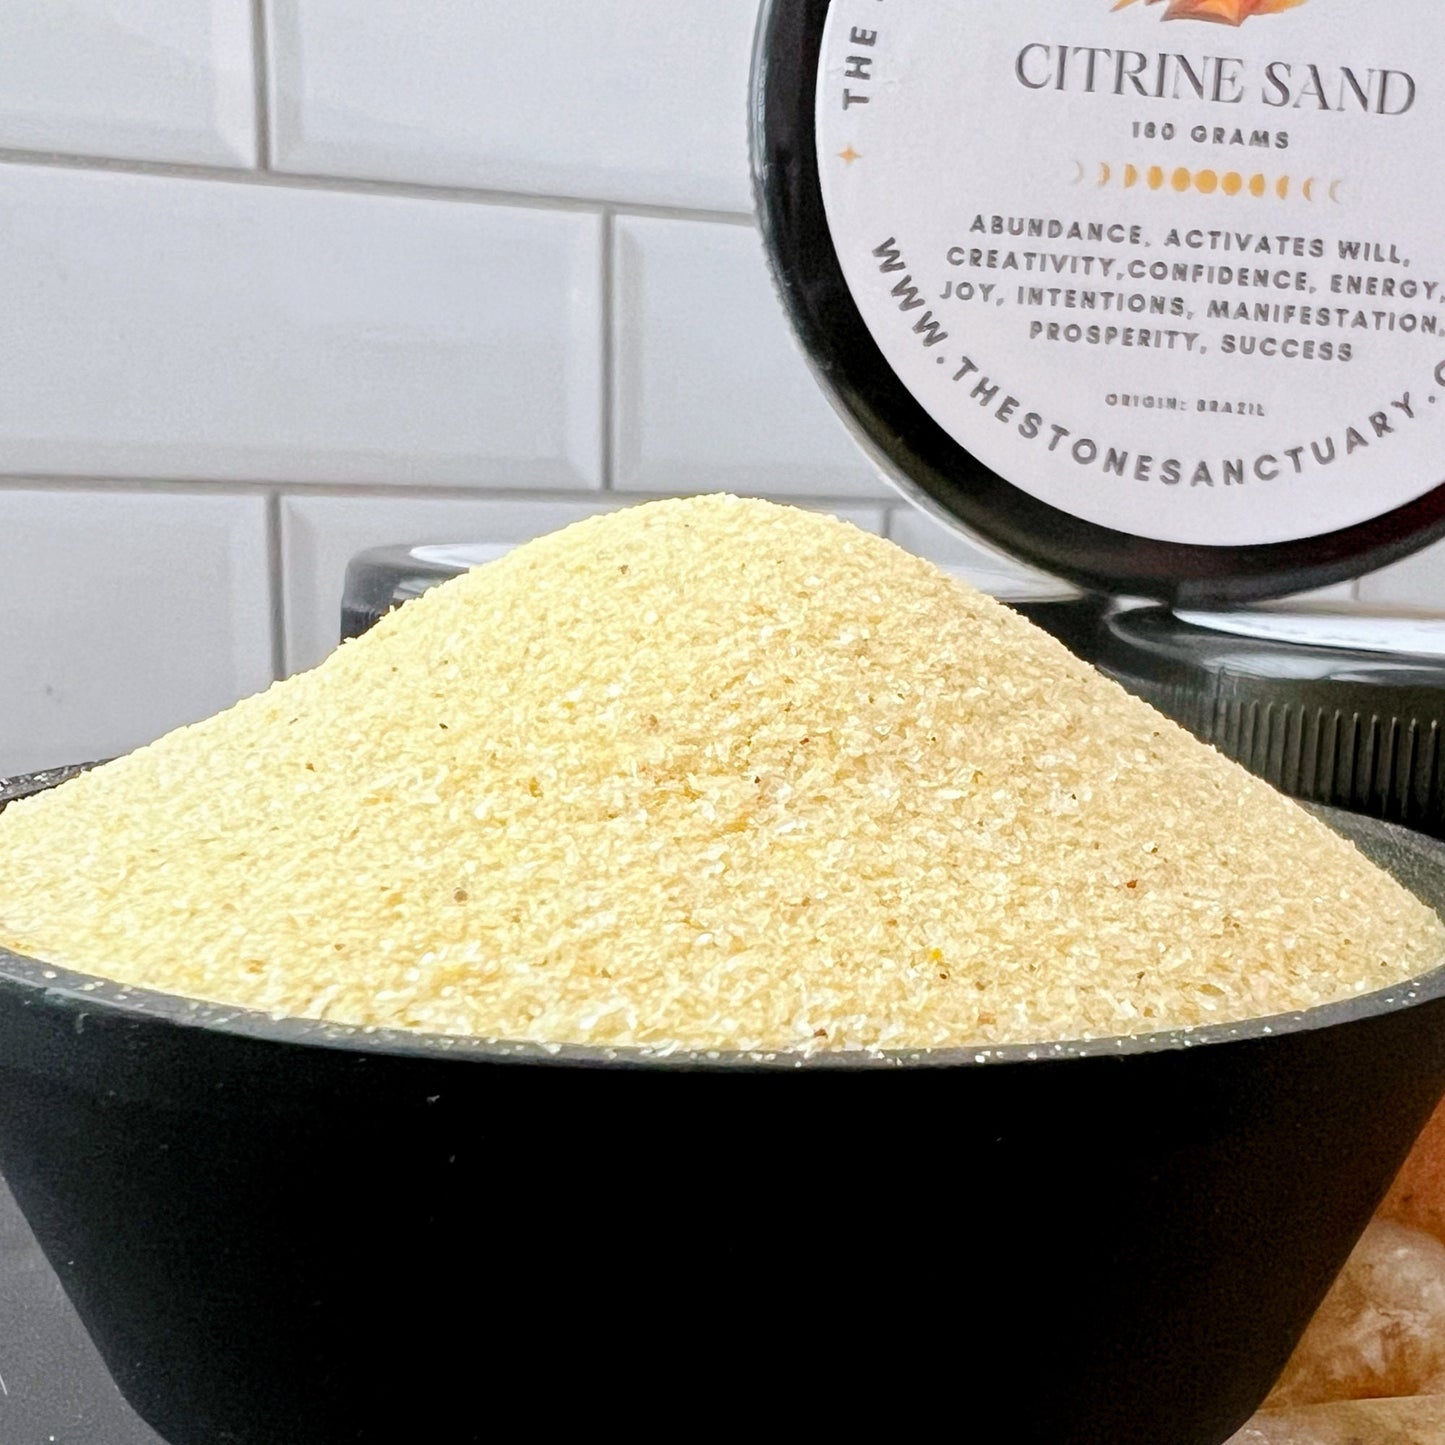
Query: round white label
816 0 1445 546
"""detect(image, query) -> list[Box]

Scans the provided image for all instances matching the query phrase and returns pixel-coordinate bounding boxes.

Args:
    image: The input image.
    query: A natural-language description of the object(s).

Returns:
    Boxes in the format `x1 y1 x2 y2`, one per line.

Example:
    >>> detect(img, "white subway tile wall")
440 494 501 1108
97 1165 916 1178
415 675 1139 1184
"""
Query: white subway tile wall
0 489 272 776
0 1 1406 773
0 164 603 489
887 504 1051 579
0 2 256 167
1358 541 1445 612
613 217 888 498
266 0 755 211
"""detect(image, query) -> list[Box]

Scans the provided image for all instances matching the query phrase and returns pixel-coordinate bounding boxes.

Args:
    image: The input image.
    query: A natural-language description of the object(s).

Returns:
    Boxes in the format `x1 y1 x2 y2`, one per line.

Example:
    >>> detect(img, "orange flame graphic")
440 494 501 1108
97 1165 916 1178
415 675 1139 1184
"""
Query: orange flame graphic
1113 0 1307 23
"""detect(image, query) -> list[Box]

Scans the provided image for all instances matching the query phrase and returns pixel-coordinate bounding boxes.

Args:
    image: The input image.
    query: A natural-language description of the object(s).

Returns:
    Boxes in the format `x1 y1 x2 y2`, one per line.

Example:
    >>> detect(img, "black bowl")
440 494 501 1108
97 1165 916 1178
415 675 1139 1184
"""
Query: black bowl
1 769 1444 1445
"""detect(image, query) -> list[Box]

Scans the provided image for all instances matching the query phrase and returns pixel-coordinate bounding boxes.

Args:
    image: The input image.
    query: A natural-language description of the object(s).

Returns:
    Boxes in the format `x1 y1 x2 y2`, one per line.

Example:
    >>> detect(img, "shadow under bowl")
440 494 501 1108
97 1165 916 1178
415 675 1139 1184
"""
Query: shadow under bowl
0 769 1443 1444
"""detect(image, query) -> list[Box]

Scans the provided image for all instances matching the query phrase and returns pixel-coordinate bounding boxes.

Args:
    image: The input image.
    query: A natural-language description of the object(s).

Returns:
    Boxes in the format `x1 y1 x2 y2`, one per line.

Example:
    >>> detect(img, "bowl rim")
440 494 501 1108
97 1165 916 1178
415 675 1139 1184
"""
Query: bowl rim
4 944 1445 1075
4 771 1445 1073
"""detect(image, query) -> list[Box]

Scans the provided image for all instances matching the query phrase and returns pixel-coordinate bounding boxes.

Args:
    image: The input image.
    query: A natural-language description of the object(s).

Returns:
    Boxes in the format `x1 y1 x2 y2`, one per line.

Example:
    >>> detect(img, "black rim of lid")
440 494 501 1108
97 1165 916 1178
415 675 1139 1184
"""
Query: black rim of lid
1095 608 1445 836
750 0 1445 606
340 544 484 643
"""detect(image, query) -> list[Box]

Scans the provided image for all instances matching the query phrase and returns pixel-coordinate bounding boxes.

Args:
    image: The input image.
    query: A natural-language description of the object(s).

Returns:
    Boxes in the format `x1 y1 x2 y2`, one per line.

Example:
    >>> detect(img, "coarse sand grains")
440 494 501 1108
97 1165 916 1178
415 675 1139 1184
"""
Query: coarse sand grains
0 496 1440 1053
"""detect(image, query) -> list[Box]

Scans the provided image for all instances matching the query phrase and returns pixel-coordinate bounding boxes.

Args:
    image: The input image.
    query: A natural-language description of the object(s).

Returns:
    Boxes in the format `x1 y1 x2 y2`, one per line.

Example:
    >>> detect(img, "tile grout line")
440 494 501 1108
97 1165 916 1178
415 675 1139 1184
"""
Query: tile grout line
0 144 756 226
599 210 615 491
0 474 895 510
265 490 288 680
251 0 272 171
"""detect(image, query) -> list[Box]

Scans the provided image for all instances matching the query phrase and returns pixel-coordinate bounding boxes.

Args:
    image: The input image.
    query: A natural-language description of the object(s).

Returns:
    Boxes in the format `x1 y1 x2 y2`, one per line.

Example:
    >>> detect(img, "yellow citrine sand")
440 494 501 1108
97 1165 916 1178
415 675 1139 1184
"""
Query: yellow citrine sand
0 497 1440 1053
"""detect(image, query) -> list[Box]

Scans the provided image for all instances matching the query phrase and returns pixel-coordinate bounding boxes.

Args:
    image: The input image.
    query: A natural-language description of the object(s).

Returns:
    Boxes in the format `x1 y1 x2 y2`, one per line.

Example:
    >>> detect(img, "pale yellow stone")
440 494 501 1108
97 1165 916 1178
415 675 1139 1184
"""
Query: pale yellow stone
1269 1221 1445 1409
1383 1097 1445 1249
1231 1395 1445 1445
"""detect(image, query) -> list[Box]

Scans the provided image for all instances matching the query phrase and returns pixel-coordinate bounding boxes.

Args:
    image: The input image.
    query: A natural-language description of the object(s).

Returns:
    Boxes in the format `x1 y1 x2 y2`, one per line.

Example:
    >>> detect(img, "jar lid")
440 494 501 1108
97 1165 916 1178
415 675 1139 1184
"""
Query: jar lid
340 544 511 643
752 0 1445 603
1093 605 1445 836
